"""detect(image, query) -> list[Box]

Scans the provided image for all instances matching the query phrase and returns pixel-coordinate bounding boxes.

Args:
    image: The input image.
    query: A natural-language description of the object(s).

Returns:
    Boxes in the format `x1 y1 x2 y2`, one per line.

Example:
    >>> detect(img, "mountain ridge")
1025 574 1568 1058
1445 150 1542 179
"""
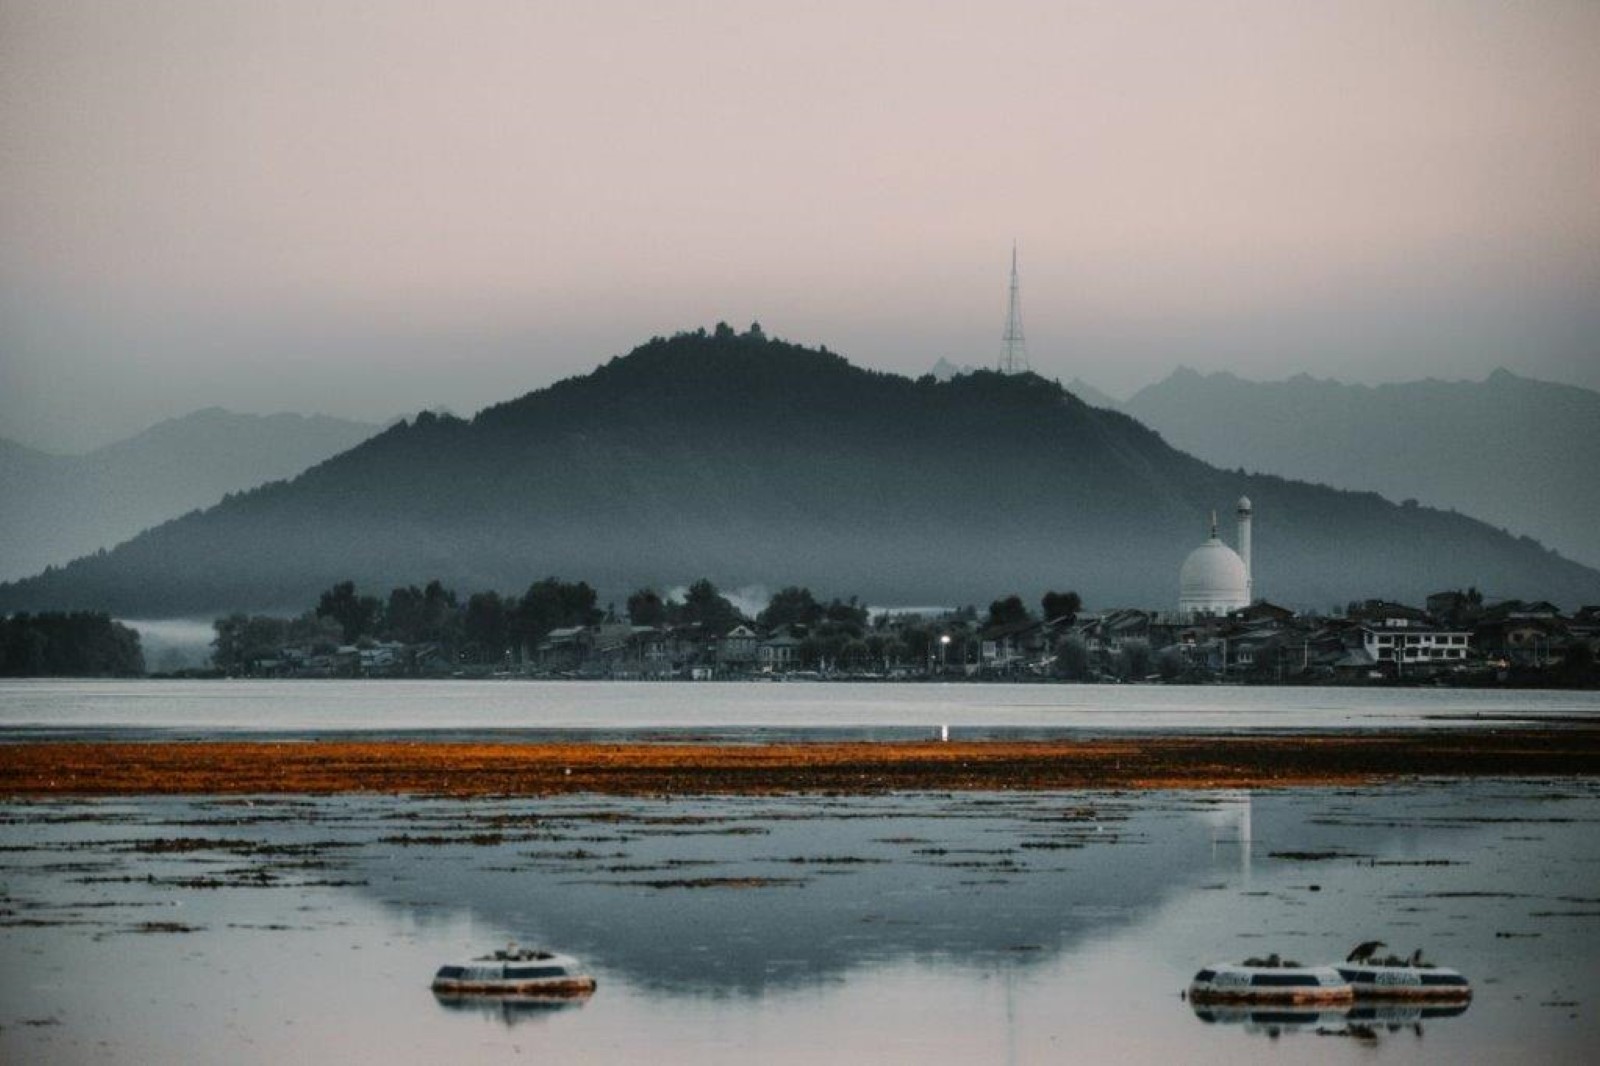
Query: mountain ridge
0 408 379 582
3 328 1597 616
1121 366 1600 568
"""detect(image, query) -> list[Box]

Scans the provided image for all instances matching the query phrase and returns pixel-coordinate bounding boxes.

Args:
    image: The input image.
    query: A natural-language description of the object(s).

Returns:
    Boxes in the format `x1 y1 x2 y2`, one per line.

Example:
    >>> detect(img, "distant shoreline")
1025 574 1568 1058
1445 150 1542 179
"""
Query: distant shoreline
128 671 1600 691
4 729 1597 796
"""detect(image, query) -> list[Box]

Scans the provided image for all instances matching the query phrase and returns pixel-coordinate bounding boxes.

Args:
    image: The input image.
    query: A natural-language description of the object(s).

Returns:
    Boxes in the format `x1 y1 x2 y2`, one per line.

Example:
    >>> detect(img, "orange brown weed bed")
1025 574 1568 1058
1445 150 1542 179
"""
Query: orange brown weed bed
3 729 1598 797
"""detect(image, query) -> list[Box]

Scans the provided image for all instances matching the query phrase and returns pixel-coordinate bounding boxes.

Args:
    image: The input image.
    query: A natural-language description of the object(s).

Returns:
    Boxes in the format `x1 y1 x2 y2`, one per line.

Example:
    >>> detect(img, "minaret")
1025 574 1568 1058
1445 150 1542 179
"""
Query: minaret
1237 496 1253 602
998 242 1030 374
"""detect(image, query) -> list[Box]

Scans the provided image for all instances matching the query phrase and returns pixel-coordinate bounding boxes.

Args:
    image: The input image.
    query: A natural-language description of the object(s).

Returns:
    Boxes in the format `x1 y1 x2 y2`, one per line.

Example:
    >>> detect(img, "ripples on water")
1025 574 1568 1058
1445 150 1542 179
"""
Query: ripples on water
2 781 1598 1064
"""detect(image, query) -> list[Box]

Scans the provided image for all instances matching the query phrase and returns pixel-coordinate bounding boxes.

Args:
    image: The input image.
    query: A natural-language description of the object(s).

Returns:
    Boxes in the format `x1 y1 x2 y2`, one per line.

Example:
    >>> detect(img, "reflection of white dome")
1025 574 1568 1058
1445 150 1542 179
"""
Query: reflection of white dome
1179 535 1250 616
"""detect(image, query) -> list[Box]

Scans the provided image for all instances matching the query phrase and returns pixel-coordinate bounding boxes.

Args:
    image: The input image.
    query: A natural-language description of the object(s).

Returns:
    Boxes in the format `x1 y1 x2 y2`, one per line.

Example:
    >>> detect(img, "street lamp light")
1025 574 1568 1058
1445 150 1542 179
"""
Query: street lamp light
939 634 951 673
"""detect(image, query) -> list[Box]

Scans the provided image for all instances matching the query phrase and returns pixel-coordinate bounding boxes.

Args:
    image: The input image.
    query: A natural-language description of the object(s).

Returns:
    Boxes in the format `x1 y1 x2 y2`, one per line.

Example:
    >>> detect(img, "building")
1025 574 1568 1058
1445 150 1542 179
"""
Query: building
715 624 761 669
758 628 803 672
1360 623 1471 669
1179 497 1254 618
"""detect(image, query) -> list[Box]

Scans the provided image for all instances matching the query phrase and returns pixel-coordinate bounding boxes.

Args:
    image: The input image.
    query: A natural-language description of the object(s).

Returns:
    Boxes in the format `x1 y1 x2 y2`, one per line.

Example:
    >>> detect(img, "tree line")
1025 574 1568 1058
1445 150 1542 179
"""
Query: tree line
211 576 1083 674
0 612 144 677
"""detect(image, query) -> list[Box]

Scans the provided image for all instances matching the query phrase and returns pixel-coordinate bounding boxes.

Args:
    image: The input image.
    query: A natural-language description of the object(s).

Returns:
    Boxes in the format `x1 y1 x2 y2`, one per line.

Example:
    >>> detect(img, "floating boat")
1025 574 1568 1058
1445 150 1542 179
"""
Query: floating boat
431 948 596 999
432 990 591 1024
1335 961 1471 1001
1189 960 1353 1005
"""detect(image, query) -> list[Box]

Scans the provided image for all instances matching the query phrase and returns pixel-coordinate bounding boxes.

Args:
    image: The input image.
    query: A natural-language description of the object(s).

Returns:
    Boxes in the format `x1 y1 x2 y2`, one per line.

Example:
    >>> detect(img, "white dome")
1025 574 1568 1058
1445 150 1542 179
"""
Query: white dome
1179 536 1250 616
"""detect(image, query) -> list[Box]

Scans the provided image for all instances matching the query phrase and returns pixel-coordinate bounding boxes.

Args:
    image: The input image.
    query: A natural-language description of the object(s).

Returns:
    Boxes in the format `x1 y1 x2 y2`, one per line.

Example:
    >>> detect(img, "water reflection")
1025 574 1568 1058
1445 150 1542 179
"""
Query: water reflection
1191 999 1471 1041
432 991 591 1026
1192 1004 1351 1033
2 781 1598 1064
1349 1001 1472 1022
346 792 1215 997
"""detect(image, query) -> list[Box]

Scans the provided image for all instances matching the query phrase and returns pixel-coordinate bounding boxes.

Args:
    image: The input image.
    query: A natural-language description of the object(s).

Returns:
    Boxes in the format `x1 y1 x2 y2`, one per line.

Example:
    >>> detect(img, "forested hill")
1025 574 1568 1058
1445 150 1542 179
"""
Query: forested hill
3 325 1598 616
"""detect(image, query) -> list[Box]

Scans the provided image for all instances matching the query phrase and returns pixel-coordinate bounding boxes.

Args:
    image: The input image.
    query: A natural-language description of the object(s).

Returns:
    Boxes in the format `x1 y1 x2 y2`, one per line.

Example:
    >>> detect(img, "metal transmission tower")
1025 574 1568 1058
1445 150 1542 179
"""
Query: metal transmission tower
998 243 1030 374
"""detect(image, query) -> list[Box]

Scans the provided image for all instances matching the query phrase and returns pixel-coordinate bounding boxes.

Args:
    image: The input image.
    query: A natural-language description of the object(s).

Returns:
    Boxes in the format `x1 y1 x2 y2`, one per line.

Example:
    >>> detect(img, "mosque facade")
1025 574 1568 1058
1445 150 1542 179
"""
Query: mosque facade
1178 496 1254 618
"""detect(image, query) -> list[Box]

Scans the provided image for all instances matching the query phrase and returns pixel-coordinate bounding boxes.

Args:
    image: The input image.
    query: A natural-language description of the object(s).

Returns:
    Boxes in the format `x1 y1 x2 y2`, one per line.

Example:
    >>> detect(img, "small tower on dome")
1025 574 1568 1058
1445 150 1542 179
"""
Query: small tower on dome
1237 496 1253 603
1178 506 1252 618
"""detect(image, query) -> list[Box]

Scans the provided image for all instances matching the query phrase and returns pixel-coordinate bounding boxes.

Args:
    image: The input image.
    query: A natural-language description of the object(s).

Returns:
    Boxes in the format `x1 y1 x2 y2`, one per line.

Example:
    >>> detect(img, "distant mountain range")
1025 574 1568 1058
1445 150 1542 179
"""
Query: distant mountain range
1064 378 1123 411
2 329 1597 617
0 409 378 582
1116 367 1600 571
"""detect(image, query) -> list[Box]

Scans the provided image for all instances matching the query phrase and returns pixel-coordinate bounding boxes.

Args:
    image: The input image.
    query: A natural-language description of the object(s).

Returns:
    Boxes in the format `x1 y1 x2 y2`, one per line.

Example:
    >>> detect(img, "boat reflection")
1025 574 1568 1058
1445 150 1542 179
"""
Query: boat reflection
1191 998 1470 1041
432 989 592 1027
1347 1001 1472 1024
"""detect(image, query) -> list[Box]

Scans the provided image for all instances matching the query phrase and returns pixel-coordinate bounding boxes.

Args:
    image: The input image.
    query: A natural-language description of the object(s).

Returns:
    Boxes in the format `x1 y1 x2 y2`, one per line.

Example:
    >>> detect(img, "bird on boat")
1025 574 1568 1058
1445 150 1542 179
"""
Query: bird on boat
1346 940 1386 963
1408 948 1425 967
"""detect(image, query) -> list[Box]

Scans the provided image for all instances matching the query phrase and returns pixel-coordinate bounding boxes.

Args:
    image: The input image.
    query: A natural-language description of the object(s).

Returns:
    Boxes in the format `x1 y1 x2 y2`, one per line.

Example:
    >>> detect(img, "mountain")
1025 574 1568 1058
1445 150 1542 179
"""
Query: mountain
1122 368 1600 570
928 357 979 381
2 328 1597 616
1064 377 1123 411
0 409 379 582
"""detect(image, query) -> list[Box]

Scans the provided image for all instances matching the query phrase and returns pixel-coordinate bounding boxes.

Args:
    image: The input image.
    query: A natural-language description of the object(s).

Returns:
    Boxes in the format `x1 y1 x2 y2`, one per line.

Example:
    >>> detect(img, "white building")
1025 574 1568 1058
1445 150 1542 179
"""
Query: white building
1360 624 1470 667
1179 497 1254 618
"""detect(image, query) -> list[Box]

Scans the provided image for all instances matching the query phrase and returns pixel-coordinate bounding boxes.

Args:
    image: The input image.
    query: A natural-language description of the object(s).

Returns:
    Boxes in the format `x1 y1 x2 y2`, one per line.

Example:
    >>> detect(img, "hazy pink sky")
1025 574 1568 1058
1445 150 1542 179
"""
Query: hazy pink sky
3 1 1597 450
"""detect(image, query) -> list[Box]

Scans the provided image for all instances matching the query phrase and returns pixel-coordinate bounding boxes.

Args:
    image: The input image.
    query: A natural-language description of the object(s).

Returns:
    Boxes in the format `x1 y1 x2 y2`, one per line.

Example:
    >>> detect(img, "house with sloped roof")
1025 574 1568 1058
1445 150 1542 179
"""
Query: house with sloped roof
715 624 761 669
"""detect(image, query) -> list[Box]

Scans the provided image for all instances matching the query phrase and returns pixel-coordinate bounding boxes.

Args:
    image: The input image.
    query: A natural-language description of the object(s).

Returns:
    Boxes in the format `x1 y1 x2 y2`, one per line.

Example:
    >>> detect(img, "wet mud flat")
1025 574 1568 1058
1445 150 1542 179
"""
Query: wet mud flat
3 727 1599 796
3 780 1599 1062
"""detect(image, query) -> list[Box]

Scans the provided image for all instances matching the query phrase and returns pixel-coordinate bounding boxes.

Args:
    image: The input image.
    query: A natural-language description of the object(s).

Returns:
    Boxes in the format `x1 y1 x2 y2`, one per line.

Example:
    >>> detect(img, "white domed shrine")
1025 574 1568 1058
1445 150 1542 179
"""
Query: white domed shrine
1179 498 1255 617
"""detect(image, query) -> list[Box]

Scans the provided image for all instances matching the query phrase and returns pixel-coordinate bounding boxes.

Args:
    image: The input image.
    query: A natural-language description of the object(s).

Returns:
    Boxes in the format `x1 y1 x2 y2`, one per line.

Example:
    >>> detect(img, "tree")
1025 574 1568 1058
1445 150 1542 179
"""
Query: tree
627 588 667 627
759 586 823 629
1054 635 1090 680
286 611 342 653
1041 590 1082 622
678 578 742 633
514 578 602 648
211 614 289 674
824 596 869 630
840 638 872 669
463 591 510 662
419 580 459 643
986 595 1030 629
1157 645 1185 681
0 612 144 677
880 637 910 669
1119 638 1152 680
316 581 382 643
384 585 426 643
896 621 935 664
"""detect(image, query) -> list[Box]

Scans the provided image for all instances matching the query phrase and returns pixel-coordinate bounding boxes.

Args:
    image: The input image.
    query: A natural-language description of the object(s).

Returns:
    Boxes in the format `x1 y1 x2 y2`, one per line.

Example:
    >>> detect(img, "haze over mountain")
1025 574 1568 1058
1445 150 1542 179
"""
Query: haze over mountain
1118 368 1600 571
2 328 1595 618
1063 378 1124 412
0 409 378 582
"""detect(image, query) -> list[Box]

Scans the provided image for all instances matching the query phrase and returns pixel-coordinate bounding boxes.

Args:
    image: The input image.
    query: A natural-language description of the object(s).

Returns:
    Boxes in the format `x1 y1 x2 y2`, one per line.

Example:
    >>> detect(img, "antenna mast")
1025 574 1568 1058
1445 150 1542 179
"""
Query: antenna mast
999 242 1030 374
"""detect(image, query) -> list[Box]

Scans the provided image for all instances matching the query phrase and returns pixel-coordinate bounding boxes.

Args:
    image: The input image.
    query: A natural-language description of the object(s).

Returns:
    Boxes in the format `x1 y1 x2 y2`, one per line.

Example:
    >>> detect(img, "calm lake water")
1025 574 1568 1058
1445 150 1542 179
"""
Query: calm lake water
3 781 1598 1064
3 682 1599 1063
2 679 1598 740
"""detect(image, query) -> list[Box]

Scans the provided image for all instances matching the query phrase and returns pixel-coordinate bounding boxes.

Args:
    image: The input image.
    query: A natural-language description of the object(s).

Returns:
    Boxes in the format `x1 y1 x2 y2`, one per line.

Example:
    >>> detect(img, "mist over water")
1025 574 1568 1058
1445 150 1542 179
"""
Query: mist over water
120 619 215 672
